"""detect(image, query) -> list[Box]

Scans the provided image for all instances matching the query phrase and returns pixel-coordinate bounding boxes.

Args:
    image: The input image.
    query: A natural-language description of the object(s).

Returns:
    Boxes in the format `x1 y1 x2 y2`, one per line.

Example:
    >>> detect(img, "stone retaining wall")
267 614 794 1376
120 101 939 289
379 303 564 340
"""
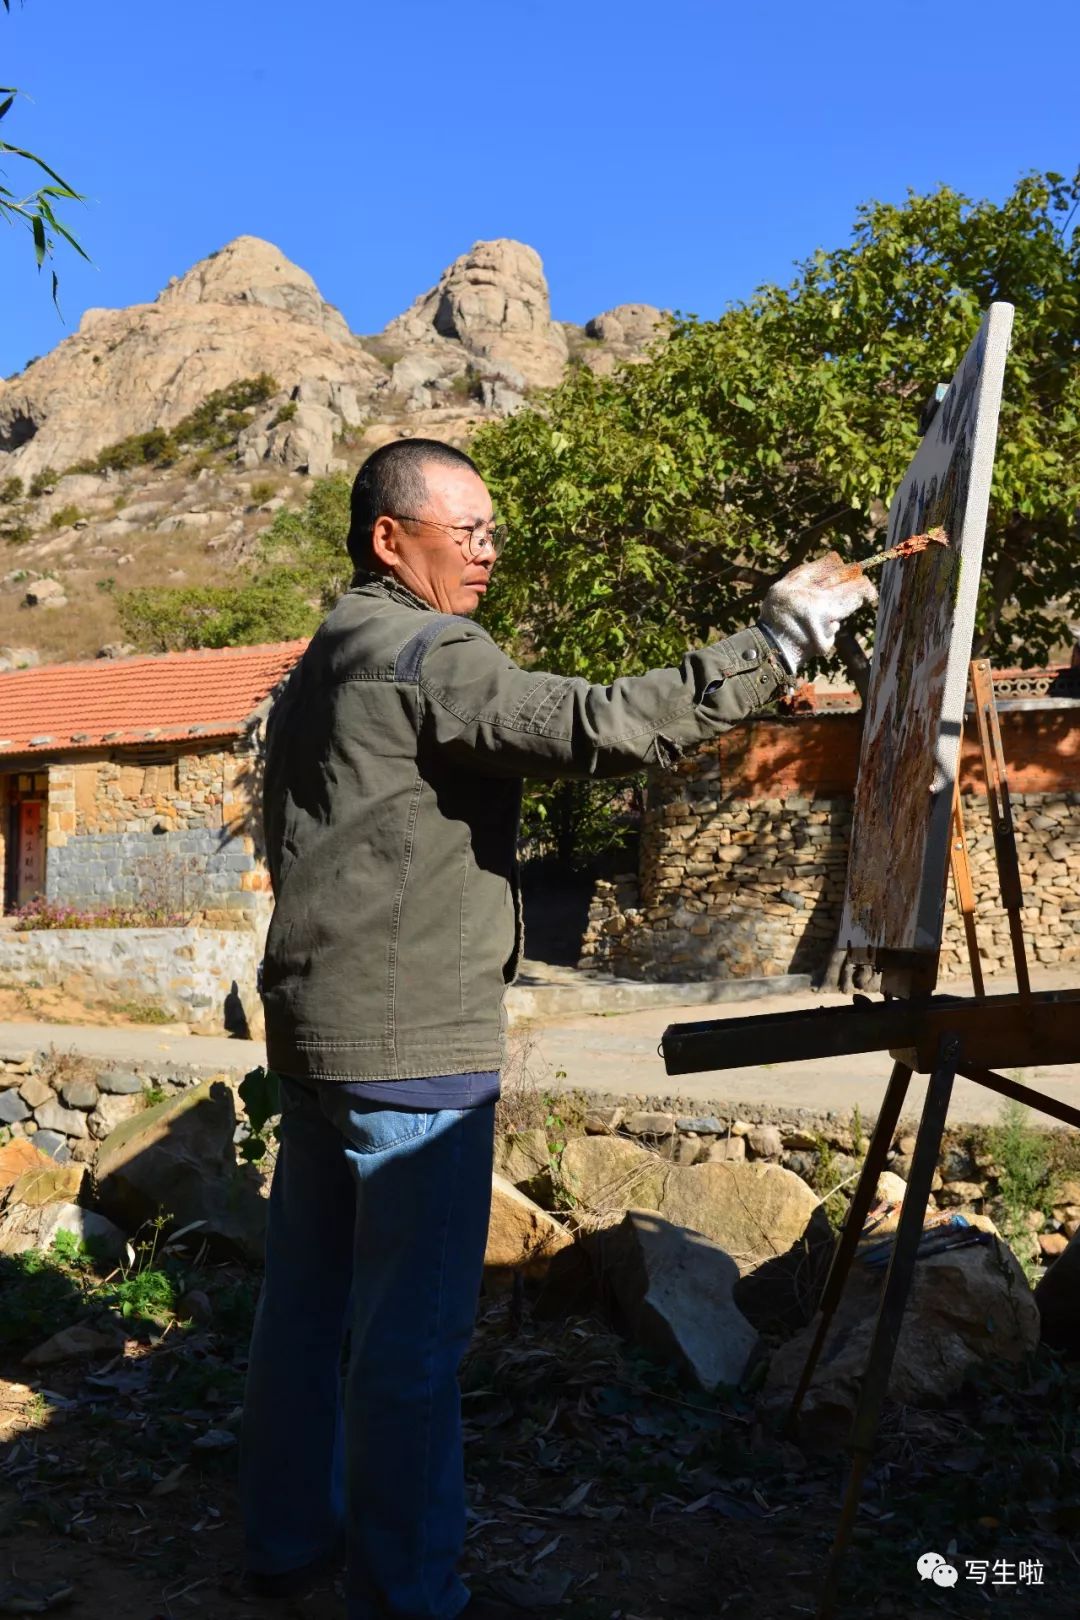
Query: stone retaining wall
580 708 1080 981
0 926 261 1036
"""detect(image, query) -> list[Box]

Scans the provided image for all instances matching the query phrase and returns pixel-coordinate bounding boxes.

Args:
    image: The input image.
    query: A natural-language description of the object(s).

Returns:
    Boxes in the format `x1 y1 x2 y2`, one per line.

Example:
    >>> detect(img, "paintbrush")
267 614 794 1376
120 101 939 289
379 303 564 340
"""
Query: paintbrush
855 526 949 573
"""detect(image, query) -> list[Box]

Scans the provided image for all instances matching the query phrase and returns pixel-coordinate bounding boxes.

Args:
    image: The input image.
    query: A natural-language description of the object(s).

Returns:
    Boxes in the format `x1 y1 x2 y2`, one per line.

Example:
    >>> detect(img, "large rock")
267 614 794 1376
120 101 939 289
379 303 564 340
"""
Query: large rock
559 1136 670 1216
94 1078 266 1258
604 1210 758 1392
561 1137 819 1274
493 1128 553 1204
0 237 384 480
585 304 666 348
0 1138 54 1193
0 1196 124 1258
659 1162 820 1273
766 1236 1039 1447
384 239 569 391
485 1174 572 1282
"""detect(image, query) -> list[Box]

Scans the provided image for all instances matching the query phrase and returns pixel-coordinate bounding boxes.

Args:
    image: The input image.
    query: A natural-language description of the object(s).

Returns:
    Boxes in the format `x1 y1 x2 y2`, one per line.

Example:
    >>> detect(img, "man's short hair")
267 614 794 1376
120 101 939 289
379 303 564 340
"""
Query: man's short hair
347 439 481 570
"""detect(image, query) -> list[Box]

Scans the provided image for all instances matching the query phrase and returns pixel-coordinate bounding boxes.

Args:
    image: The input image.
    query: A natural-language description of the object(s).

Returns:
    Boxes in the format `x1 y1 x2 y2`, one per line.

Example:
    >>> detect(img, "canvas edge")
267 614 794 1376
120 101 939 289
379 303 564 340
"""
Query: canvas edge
913 300 1015 949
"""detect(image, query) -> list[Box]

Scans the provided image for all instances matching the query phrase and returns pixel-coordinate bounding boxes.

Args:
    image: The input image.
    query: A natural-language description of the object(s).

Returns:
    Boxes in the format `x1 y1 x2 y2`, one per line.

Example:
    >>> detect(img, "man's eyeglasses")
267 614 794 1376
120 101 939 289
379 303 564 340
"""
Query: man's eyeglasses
391 513 508 560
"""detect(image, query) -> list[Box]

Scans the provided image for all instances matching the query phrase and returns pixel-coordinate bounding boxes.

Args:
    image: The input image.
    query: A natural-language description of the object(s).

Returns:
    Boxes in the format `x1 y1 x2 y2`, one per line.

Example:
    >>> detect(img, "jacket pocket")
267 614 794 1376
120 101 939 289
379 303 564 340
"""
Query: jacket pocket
459 854 515 1018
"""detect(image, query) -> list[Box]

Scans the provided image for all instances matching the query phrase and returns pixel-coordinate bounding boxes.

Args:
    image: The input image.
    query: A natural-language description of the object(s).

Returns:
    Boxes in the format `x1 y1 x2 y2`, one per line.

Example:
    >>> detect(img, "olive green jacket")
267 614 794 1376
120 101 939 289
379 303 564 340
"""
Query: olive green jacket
261 574 787 1082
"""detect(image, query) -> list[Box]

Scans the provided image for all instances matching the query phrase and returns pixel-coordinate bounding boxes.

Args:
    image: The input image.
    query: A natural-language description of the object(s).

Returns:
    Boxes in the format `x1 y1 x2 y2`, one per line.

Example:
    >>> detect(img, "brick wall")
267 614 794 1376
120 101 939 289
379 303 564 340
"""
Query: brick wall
579 706 1080 982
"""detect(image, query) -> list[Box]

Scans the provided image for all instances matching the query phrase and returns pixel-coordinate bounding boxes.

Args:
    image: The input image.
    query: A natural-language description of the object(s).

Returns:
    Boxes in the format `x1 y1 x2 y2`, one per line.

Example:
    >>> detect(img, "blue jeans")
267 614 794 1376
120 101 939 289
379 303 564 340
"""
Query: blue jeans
241 1077 496 1619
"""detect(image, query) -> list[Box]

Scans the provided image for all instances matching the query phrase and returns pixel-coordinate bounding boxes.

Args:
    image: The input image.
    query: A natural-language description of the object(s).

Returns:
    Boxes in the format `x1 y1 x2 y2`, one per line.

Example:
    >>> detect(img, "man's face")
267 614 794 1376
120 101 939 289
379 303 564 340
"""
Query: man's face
373 461 496 616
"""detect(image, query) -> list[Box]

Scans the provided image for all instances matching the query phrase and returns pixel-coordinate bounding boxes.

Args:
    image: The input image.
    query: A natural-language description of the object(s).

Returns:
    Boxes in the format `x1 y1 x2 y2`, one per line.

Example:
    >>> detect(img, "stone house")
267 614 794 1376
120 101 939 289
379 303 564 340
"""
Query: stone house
581 666 1080 984
0 641 303 1030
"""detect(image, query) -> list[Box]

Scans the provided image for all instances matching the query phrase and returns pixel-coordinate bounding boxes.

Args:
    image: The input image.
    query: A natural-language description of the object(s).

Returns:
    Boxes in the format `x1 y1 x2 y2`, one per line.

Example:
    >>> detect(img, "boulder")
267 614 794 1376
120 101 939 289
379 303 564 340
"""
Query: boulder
97 1069 143 1095
88 1091 142 1141
25 578 66 608
17 1076 52 1110
493 1128 553 1203
0 1196 123 1258
32 1130 71 1162
603 1210 758 1392
0 1091 30 1126
60 1079 99 1111
766 1236 1039 1447
876 1171 908 1204
33 1099 88 1138
699 1138 746 1164
559 1136 669 1216
746 1125 783 1160
622 1111 676 1139
6 1160 84 1208
94 1078 266 1258
0 1138 54 1193
485 1174 572 1282
585 304 666 348
658 1161 820 1274
561 1139 820 1275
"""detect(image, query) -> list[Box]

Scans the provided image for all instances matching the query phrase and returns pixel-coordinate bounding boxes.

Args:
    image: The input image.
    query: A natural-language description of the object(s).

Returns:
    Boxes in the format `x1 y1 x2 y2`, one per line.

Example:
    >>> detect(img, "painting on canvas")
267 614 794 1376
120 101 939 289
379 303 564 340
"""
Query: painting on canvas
840 302 1014 960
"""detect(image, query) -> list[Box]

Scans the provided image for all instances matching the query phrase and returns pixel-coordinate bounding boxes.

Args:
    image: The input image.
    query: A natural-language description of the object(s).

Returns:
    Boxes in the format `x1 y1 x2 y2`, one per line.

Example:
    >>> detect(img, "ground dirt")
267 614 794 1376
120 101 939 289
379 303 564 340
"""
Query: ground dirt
1 1260 1077 1620
0 980 183 1032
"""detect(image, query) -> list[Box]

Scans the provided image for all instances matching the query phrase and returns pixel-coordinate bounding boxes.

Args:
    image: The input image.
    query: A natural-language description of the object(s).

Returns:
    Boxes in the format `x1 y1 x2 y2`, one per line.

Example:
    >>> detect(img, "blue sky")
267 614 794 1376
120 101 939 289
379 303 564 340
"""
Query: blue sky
1 0 1077 378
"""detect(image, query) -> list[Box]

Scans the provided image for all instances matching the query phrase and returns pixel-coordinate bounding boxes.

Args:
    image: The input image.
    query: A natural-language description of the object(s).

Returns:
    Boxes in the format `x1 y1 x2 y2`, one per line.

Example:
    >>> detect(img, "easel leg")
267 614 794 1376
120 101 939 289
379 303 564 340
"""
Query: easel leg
816 1038 957 1620
969 659 1031 998
787 1060 913 1431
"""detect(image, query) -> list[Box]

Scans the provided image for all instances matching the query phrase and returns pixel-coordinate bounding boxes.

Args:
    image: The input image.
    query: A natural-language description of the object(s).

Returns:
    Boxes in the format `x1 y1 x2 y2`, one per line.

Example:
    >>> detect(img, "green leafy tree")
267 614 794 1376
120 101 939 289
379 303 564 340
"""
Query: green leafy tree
473 169 1080 687
2 1 88 303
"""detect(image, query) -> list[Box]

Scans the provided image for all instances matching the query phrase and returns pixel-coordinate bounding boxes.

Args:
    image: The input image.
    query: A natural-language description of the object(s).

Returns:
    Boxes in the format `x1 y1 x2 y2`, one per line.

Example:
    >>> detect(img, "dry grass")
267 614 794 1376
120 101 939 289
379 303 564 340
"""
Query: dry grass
35 1045 102 1090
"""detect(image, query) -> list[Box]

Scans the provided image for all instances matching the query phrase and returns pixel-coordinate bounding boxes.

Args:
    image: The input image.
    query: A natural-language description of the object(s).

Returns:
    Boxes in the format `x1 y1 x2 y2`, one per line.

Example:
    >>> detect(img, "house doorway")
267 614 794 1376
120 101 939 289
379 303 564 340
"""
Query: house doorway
4 772 48 912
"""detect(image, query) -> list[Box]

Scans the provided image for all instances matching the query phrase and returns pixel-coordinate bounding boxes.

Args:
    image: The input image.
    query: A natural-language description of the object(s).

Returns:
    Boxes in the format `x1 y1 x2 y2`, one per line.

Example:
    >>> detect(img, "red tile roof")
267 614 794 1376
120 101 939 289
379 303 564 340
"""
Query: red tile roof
0 641 306 757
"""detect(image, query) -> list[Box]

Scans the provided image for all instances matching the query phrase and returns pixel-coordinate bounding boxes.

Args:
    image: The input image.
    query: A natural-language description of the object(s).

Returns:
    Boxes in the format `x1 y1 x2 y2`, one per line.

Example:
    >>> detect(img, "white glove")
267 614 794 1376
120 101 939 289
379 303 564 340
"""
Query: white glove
757 553 878 674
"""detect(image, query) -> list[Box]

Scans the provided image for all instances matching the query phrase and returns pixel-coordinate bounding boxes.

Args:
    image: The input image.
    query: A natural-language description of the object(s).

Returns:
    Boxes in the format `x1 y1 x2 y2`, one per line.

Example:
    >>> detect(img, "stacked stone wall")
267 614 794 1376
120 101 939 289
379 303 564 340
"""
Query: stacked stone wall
0 926 261 1037
42 747 271 928
580 710 1080 982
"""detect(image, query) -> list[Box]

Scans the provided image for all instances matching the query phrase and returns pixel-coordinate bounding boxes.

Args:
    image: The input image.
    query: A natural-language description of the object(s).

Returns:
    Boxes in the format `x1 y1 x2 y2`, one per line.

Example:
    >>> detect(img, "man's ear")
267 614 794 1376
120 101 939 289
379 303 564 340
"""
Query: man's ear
370 515 398 571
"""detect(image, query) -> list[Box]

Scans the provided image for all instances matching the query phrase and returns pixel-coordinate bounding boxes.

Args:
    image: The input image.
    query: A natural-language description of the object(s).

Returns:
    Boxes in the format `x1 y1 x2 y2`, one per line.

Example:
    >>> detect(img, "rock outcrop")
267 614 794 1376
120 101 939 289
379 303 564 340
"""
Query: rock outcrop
0 237 385 481
384 239 569 393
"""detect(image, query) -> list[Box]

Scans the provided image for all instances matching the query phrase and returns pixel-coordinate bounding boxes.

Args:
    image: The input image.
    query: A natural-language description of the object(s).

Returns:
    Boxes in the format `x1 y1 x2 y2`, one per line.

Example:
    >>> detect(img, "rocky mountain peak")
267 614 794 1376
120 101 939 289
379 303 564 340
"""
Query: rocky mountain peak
384 238 569 390
155 235 351 340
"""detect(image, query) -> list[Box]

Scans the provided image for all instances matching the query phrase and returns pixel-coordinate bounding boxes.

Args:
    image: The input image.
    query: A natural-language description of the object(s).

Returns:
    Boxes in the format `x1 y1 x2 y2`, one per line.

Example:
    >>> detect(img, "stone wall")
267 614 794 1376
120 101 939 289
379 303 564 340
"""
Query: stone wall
580 706 1080 983
42 746 271 929
0 926 261 1036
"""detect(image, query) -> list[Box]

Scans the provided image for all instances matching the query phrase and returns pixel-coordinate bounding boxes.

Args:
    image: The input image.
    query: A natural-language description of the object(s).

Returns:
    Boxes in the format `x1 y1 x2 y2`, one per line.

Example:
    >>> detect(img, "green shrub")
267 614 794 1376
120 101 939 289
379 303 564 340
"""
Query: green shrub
0 518 32 545
0 475 23 504
49 503 82 531
118 582 316 652
249 478 278 505
269 400 297 427
93 427 177 472
29 466 57 497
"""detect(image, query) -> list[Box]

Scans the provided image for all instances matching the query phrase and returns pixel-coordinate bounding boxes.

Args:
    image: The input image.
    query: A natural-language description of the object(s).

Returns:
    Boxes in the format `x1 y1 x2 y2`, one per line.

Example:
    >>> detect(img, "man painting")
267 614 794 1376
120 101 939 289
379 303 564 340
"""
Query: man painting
241 438 873 1618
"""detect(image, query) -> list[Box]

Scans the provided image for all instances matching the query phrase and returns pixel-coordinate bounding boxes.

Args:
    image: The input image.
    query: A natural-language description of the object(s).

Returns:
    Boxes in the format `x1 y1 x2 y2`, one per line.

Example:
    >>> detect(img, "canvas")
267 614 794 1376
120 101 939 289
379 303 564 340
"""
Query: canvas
840 302 1014 960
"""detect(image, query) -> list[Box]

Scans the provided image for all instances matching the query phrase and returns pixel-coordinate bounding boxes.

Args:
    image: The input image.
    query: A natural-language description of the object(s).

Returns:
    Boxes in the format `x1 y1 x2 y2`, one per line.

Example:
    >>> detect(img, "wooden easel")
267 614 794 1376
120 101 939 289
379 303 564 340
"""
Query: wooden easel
659 658 1080 1619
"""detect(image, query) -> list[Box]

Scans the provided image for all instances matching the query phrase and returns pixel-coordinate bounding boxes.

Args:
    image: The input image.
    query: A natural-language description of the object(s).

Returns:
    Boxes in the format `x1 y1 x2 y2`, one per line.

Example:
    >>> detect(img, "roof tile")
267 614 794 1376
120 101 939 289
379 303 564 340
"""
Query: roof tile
0 641 305 758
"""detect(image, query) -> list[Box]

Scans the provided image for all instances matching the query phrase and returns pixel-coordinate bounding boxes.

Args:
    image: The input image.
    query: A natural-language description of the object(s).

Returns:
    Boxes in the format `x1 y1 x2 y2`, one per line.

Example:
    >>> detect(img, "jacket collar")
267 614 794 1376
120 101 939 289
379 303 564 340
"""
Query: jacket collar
350 570 435 615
